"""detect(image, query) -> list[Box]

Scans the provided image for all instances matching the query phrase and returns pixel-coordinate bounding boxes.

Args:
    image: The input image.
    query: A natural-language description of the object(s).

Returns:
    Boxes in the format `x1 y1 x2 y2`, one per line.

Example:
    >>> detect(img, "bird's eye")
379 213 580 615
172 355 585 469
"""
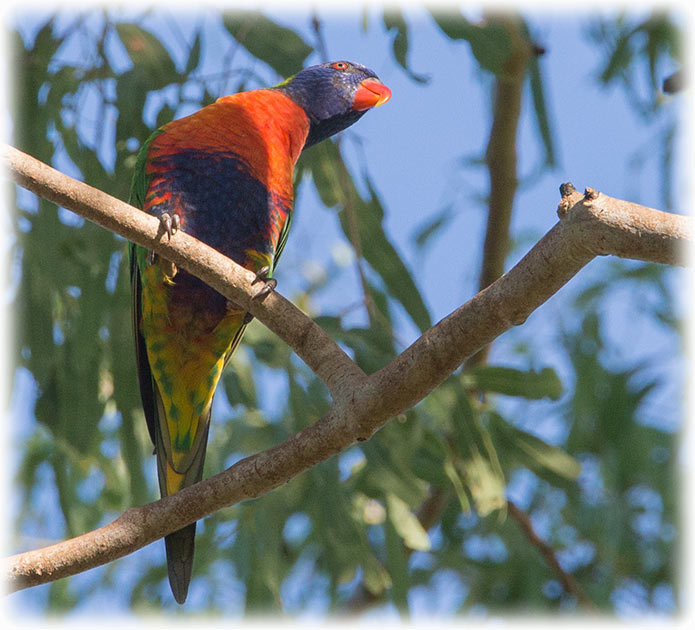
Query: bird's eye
332 61 349 71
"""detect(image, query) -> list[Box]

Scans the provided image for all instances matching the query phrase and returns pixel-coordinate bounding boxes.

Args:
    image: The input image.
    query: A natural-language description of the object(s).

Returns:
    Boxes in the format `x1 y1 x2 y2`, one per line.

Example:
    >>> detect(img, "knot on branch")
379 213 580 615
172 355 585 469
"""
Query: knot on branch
583 187 600 201
557 183 603 219
557 182 584 218
559 182 577 198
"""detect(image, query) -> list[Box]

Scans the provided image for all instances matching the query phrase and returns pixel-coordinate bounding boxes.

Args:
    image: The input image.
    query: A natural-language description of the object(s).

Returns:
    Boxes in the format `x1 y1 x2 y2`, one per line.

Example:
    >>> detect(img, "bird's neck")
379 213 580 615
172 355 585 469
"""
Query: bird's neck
215 89 310 169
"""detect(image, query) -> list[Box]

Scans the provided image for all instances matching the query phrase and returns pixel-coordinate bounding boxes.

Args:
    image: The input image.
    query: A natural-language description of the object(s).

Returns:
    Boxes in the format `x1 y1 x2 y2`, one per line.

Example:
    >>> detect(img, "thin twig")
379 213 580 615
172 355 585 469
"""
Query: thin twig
507 500 598 612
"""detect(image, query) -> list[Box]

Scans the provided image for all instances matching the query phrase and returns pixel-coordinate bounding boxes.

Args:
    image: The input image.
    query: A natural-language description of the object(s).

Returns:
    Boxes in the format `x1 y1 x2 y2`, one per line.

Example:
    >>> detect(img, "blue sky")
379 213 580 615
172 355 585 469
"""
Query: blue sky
4 2 686 620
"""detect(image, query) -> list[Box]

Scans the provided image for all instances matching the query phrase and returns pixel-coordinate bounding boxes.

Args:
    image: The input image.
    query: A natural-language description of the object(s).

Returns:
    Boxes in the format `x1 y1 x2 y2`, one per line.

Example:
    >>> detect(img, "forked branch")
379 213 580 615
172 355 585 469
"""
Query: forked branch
3 144 691 591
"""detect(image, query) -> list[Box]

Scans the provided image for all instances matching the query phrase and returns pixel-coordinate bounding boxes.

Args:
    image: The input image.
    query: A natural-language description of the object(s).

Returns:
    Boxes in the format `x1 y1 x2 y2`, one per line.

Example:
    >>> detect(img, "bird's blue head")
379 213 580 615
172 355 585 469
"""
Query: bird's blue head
275 61 391 148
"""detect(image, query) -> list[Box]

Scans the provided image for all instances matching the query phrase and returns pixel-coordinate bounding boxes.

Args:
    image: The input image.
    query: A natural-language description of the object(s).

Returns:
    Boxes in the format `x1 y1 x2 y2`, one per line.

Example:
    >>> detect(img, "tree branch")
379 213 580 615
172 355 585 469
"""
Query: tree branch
469 14 530 368
479 14 529 291
358 186 688 429
507 501 598 611
4 144 691 591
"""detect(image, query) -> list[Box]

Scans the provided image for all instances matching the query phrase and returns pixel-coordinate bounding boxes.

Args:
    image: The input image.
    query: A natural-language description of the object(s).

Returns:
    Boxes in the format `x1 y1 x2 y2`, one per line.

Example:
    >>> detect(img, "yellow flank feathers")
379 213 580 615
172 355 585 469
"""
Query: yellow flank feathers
139 259 246 483
165 462 187 496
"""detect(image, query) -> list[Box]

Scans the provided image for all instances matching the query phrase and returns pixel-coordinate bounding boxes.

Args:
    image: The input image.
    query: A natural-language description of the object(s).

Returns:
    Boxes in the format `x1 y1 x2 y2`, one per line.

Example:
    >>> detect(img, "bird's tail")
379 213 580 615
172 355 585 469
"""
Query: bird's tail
154 391 211 605
164 523 197 605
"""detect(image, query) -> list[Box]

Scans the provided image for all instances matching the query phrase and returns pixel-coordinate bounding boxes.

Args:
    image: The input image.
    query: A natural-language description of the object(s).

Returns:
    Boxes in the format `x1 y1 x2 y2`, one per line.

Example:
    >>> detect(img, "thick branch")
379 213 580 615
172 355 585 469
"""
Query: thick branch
4 145 692 591
357 186 689 426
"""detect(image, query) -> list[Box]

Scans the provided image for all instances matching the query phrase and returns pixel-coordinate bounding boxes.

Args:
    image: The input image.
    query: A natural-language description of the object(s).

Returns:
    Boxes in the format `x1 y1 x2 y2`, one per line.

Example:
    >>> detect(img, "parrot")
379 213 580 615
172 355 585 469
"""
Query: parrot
128 61 391 604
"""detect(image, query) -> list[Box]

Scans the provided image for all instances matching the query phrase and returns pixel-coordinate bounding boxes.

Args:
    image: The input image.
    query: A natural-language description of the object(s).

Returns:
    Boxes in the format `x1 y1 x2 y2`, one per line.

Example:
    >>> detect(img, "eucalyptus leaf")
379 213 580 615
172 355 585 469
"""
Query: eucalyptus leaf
305 140 431 332
382 9 429 83
527 52 556 167
223 10 312 78
458 445 507 517
185 30 202 75
464 365 563 400
384 518 410 611
429 11 512 76
386 492 432 551
413 205 453 249
115 23 178 86
488 412 581 481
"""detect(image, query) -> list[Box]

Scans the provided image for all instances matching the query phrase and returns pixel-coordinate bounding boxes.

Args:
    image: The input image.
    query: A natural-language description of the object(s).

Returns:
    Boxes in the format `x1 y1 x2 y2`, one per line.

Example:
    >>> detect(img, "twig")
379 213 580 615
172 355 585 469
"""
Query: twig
507 500 598 611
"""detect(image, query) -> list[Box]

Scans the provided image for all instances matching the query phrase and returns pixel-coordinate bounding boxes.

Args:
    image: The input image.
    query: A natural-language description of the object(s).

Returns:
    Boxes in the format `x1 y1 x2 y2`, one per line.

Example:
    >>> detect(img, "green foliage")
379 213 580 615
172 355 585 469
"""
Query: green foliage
303 140 432 333
223 10 313 78
116 23 178 78
464 365 563 400
488 413 581 490
382 9 429 84
590 14 681 100
432 12 557 176
587 13 681 212
413 205 454 250
429 11 512 76
527 52 557 168
9 7 681 618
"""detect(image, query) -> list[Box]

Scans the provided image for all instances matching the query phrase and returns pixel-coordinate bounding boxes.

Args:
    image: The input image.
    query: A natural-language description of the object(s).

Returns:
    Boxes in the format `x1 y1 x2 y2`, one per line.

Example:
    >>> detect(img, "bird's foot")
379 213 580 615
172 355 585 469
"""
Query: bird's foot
252 265 277 301
148 213 181 268
160 212 181 238
228 267 276 321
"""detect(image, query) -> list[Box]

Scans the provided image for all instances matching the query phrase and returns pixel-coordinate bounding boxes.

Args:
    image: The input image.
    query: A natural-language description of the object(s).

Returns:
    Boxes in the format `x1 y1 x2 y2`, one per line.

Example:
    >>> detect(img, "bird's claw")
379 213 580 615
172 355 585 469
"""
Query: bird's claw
252 265 277 301
160 212 181 239
255 266 271 281
148 213 181 265
240 267 276 321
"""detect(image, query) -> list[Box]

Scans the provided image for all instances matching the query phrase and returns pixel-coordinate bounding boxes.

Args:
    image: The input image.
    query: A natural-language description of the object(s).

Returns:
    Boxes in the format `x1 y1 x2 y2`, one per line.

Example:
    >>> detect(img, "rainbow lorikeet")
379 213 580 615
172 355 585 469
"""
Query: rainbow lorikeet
129 61 391 603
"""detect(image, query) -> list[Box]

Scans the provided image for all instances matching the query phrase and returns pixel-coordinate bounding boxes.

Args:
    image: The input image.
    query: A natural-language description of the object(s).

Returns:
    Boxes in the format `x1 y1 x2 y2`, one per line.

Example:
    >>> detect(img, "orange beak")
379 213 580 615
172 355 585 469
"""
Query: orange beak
352 78 392 111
